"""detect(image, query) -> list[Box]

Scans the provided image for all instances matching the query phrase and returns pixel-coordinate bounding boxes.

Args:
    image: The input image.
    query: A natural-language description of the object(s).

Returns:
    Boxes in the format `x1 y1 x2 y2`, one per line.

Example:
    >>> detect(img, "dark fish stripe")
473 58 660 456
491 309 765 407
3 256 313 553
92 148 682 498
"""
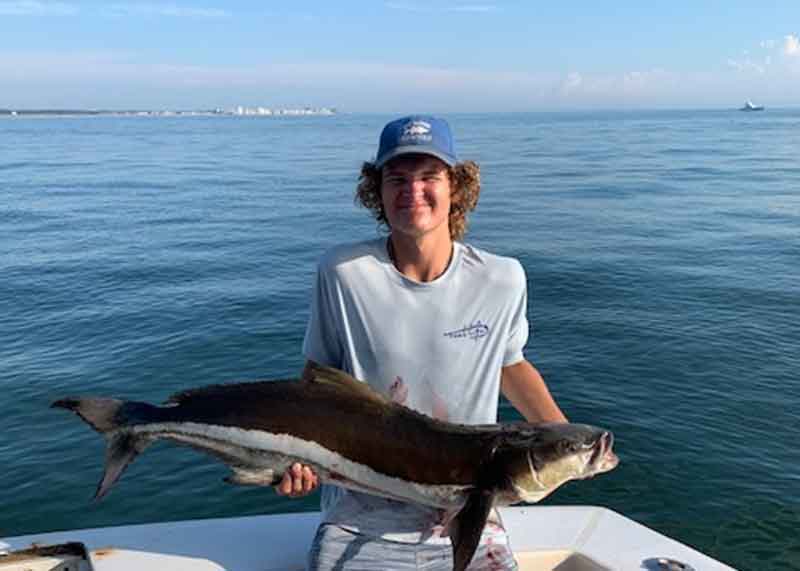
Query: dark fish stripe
147 363 499 485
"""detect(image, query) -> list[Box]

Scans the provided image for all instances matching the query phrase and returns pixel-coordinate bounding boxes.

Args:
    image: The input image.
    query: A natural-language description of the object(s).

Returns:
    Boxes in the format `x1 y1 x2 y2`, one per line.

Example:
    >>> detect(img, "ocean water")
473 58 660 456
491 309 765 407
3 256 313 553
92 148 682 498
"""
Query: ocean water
1 111 799 571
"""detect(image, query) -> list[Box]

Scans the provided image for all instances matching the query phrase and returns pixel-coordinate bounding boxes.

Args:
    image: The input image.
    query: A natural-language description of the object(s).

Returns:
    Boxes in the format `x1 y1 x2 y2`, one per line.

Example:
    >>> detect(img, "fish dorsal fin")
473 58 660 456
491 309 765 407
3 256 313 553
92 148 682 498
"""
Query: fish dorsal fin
304 361 389 406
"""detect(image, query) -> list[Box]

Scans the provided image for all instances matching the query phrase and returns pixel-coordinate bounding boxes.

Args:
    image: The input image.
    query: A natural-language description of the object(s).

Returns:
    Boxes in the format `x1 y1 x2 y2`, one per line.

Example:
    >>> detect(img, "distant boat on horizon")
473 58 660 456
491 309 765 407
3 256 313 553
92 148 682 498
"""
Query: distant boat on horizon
740 100 765 111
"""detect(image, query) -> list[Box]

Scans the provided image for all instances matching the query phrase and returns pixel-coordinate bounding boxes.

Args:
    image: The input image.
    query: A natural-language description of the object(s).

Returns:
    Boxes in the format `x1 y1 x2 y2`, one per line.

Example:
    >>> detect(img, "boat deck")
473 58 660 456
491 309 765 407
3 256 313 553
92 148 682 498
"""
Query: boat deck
0 506 735 570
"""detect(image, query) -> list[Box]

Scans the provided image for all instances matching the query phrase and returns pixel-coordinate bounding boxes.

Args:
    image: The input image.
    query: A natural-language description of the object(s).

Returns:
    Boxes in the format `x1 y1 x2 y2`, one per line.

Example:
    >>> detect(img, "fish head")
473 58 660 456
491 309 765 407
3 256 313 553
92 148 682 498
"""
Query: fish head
499 422 618 504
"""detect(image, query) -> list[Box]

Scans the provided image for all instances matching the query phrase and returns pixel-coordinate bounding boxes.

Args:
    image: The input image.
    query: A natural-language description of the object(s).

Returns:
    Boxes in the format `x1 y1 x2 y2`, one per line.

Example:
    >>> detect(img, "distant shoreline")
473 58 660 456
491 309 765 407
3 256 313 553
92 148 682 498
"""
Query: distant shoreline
0 107 337 117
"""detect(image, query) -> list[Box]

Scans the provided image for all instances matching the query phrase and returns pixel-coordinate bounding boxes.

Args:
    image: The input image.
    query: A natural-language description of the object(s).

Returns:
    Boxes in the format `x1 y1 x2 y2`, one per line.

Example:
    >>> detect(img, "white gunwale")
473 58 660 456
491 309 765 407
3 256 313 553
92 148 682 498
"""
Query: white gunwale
0 506 736 571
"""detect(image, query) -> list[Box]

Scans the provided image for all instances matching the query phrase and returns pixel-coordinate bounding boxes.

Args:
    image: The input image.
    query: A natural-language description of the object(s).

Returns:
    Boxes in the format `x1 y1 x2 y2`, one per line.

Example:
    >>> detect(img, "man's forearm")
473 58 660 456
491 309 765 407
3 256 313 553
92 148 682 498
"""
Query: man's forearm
500 360 568 423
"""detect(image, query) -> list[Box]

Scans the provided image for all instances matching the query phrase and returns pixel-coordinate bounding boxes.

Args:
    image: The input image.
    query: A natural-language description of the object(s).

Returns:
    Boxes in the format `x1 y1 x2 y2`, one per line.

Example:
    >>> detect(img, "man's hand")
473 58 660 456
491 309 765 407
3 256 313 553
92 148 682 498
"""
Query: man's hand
275 462 319 497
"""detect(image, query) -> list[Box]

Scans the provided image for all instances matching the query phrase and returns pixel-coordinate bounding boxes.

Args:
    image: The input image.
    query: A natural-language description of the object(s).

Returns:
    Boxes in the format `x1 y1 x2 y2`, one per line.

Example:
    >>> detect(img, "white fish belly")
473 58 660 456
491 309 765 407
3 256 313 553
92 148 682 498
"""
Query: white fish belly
131 422 471 509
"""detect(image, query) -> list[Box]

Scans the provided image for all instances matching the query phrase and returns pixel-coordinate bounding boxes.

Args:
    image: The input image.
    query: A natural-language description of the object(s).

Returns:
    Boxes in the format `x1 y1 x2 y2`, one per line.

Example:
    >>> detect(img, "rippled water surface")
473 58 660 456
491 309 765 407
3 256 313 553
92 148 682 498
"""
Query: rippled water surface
1 111 799 570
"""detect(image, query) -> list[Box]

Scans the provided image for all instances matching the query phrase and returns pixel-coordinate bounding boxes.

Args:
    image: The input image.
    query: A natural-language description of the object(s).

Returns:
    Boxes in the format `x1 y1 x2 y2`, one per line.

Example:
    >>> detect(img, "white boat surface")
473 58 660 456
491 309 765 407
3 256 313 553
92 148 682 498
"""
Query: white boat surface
740 100 764 111
0 506 735 571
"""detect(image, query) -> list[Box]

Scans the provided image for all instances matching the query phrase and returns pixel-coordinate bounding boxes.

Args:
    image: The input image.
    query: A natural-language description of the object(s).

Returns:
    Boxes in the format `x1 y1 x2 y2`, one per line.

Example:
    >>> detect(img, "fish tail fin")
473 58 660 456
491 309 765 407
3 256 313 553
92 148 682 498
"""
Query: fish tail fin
95 432 153 500
450 490 495 571
52 397 158 499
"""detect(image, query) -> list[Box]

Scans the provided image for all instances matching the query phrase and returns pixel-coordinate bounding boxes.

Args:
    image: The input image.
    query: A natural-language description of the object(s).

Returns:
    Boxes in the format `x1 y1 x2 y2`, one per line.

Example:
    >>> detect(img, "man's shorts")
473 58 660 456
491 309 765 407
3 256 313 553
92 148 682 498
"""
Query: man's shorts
307 522 519 571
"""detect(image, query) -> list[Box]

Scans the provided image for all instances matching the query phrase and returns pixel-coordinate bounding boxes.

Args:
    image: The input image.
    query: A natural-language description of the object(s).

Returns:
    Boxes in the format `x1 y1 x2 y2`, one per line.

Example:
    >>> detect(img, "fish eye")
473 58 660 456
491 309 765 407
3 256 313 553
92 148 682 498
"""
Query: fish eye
559 441 579 454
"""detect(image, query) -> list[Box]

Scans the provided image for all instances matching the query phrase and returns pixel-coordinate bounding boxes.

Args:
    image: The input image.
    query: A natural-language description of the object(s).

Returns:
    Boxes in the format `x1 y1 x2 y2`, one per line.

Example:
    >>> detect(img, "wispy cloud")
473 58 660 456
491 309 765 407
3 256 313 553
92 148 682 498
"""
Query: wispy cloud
0 1 77 15
559 72 582 96
3 48 799 111
784 34 800 57
727 57 766 74
0 52 557 109
385 2 497 13
451 4 497 12
106 3 229 18
727 33 800 75
554 68 682 103
0 1 229 17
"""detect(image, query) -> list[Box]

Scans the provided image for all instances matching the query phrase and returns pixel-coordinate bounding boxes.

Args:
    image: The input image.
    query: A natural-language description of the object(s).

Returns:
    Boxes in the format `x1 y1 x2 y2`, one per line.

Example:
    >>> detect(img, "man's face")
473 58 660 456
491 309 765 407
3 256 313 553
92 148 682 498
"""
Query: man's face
380 155 452 240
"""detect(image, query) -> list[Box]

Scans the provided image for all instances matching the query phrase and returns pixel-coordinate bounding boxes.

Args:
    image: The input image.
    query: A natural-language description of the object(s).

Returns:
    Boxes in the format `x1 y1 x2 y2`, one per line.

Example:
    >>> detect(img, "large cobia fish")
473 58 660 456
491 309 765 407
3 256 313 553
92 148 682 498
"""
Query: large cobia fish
53 362 618 571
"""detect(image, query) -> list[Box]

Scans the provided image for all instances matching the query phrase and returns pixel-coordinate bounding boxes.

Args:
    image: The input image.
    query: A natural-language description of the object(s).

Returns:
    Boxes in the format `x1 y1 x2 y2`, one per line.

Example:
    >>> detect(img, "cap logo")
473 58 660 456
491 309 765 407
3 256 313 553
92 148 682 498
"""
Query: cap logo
375 115 456 167
400 120 432 143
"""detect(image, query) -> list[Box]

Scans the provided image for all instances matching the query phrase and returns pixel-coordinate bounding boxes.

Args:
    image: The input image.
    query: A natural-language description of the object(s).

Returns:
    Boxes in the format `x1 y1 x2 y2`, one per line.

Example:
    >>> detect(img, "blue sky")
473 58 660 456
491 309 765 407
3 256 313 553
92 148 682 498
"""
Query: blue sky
1 0 799 111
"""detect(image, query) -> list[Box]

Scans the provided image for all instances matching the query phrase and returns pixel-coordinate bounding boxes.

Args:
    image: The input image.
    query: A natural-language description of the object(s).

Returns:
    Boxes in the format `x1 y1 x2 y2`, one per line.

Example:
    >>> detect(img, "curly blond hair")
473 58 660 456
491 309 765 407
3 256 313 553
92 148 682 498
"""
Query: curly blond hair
355 159 481 241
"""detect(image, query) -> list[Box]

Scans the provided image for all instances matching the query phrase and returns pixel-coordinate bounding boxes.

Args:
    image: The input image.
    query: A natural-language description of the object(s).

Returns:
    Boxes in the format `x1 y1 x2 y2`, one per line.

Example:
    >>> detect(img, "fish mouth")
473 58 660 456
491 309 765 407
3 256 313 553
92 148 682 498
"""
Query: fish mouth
589 431 618 473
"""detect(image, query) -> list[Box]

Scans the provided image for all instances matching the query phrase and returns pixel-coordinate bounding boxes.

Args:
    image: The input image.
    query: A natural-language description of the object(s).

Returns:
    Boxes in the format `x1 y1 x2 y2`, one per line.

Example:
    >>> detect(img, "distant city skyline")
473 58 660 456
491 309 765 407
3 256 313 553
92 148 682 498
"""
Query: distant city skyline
1 1 799 111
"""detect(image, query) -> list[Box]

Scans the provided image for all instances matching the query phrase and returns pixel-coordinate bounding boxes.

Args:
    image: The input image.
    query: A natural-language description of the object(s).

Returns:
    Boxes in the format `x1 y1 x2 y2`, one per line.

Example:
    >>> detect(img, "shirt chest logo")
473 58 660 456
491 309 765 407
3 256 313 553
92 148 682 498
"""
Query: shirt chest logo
443 320 490 341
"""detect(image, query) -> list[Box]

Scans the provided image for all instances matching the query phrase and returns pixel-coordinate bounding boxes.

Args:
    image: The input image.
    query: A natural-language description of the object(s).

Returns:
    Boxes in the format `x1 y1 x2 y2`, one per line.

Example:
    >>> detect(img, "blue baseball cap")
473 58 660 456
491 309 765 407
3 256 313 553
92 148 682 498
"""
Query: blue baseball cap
374 115 458 169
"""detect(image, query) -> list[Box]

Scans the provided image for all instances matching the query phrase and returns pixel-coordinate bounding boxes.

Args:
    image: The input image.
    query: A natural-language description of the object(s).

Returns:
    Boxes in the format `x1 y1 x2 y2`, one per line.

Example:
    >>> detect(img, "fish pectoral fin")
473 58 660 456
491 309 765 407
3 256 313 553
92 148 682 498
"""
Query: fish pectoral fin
224 467 279 487
435 507 462 538
96 432 152 501
450 490 495 571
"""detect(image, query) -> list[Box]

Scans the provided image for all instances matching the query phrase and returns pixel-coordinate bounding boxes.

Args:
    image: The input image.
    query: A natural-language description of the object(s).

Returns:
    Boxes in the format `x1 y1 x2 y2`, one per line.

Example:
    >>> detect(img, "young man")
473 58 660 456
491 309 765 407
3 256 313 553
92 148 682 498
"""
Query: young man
279 115 567 570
